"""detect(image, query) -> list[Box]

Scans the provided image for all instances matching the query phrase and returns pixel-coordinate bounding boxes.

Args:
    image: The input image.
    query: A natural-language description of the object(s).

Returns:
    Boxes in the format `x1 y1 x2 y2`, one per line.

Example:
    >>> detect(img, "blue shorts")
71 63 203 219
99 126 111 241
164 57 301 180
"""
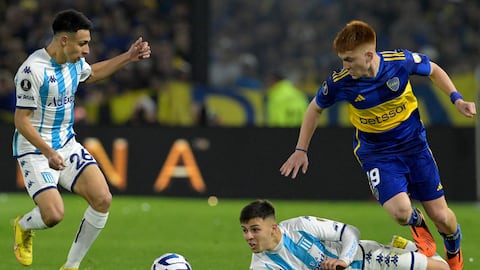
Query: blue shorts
361 148 444 205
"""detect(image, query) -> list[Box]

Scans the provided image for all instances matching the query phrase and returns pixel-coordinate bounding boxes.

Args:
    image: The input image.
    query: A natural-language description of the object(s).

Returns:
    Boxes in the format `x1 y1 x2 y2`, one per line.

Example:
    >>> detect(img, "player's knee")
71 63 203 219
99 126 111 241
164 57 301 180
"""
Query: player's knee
42 209 64 227
390 208 412 225
90 191 112 212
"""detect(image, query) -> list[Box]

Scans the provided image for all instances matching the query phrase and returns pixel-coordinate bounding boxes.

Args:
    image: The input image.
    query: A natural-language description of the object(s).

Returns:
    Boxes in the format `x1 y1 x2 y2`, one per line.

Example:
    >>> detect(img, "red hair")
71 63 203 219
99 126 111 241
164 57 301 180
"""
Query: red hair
333 20 376 53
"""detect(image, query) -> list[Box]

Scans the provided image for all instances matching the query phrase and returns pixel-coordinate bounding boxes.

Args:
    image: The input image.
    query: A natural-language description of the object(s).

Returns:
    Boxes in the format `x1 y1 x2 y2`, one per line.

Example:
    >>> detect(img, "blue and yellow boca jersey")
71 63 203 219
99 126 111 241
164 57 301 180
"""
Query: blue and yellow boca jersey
316 49 431 157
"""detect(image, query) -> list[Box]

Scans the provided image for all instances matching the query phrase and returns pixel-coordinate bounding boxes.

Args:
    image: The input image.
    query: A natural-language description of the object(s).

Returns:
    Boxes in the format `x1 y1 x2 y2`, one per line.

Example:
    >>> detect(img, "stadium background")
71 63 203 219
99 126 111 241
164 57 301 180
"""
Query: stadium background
0 0 478 201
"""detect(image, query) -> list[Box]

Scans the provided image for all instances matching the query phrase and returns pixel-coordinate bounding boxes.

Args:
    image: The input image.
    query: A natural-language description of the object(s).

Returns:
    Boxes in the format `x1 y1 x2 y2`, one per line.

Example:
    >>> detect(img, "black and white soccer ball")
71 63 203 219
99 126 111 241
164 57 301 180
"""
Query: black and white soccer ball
151 253 192 270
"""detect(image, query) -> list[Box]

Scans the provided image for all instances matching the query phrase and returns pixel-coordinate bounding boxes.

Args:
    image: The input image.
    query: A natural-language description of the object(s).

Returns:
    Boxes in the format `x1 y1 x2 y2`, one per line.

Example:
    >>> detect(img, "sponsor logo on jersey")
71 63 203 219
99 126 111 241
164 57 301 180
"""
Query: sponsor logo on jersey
349 81 418 132
17 94 34 101
358 103 407 125
48 95 75 107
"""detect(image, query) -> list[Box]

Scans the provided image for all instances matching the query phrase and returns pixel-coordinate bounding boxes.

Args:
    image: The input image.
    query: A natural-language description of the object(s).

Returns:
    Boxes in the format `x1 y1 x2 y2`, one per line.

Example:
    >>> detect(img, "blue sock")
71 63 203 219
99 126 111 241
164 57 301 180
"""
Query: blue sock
440 224 462 254
407 207 422 226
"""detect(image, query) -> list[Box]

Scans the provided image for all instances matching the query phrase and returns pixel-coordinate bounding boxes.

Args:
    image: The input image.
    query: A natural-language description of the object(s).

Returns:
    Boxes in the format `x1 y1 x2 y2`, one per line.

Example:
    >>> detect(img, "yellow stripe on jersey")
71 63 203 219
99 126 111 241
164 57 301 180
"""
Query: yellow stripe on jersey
332 69 349 82
384 57 406 62
348 81 418 133
381 51 406 61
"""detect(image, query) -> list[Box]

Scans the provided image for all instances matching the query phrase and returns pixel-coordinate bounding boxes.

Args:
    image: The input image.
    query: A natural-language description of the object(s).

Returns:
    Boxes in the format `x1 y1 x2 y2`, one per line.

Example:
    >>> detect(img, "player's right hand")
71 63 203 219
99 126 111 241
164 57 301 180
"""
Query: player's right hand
455 100 476 118
47 151 66 170
321 258 348 270
279 151 308 179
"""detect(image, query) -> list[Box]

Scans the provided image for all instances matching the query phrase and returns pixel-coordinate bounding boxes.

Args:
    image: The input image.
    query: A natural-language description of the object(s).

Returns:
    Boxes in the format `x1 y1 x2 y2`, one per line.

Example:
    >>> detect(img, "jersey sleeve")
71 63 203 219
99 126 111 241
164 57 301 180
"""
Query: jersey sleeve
79 58 92 82
14 64 43 109
404 49 431 76
315 79 336 109
292 216 360 266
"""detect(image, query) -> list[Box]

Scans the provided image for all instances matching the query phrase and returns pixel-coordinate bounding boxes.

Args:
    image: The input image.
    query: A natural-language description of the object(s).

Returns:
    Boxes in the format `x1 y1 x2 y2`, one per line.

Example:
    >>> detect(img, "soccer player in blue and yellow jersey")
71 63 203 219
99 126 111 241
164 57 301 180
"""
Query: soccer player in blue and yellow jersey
280 20 476 270
12 9 151 270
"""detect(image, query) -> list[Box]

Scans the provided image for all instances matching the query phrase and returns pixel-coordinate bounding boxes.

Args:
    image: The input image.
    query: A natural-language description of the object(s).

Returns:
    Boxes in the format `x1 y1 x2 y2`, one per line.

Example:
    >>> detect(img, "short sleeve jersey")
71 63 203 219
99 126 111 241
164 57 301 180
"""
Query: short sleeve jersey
315 49 431 157
12 48 91 157
249 216 363 270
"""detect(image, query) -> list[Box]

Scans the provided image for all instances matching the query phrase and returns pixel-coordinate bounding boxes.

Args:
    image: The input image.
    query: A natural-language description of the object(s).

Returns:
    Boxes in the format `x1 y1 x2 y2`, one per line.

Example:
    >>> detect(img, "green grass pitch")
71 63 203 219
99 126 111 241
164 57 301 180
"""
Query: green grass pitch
1 193 479 269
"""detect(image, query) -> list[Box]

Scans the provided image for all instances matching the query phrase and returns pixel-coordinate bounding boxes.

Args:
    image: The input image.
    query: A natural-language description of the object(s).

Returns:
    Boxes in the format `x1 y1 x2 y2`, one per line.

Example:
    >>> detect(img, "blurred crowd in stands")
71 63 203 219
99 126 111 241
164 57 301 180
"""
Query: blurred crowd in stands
0 0 478 126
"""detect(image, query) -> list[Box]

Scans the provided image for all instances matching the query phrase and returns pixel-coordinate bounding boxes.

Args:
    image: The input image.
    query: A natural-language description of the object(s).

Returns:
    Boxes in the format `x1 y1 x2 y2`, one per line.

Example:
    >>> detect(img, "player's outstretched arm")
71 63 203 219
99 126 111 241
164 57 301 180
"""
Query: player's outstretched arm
429 61 476 117
279 99 323 179
86 37 151 83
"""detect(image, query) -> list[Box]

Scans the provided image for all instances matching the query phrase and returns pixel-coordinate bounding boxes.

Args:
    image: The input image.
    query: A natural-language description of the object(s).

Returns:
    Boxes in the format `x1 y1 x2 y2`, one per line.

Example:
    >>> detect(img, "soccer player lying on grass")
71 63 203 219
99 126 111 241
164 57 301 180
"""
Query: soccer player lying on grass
240 199 448 270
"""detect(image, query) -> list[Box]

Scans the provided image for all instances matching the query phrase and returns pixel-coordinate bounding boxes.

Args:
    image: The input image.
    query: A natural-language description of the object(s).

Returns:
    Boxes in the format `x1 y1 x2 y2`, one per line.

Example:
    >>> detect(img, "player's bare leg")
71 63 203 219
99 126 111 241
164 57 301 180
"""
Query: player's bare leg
60 165 112 269
14 188 64 266
422 197 463 270
383 192 436 256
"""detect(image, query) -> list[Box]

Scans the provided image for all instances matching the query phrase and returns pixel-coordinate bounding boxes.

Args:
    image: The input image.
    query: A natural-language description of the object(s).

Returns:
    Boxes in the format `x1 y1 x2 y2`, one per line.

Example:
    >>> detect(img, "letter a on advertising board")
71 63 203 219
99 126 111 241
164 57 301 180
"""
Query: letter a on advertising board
154 139 206 192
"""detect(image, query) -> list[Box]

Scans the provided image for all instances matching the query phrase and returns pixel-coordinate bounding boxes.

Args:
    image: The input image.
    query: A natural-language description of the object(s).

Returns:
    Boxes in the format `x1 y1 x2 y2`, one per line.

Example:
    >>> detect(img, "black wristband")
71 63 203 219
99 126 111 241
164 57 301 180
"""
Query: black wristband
295 148 307 153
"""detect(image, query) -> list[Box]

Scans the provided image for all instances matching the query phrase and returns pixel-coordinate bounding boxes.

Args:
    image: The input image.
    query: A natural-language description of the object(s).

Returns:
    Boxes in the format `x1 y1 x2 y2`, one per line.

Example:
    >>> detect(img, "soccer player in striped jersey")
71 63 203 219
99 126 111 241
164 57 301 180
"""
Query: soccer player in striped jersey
280 20 476 270
240 199 448 270
12 9 151 270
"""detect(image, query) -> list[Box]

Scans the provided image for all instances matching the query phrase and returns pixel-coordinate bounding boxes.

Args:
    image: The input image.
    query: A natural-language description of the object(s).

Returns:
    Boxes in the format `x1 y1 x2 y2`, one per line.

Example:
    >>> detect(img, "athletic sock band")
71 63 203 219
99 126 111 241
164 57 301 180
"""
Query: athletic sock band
440 224 462 254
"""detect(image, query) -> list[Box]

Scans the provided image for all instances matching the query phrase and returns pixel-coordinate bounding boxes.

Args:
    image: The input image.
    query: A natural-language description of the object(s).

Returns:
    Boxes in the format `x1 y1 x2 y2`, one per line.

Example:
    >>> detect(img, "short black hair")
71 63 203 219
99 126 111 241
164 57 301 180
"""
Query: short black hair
240 199 276 223
52 9 93 34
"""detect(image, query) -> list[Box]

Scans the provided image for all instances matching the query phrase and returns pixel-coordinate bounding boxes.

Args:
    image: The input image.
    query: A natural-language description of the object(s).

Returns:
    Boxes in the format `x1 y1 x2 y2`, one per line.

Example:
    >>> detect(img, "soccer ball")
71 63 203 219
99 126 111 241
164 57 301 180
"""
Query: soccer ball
151 253 192 270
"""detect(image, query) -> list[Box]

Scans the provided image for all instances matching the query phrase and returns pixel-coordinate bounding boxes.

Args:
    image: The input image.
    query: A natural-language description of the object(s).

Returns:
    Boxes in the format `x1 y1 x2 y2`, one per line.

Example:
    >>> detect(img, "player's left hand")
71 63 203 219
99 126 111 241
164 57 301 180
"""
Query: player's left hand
321 258 348 270
455 100 476 118
280 150 309 179
128 37 151 61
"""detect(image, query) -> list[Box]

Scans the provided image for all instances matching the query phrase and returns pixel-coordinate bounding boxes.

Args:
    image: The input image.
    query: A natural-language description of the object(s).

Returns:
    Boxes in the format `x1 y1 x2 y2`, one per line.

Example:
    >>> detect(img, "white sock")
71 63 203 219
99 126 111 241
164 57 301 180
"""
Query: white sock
404 239 418 251
19 207 48 230
64 206 109 269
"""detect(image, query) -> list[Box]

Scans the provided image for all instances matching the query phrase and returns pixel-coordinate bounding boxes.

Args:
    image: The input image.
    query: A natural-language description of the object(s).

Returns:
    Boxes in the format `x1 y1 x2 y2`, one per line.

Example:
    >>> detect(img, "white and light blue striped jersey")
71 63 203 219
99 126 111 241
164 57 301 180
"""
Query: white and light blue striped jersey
249 216 364 270
12 48 91 157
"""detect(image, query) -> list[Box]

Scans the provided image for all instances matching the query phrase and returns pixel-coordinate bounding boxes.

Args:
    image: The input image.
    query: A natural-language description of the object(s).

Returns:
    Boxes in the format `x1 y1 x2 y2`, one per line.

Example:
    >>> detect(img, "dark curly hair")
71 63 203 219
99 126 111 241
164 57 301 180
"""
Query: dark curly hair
52 9 93 34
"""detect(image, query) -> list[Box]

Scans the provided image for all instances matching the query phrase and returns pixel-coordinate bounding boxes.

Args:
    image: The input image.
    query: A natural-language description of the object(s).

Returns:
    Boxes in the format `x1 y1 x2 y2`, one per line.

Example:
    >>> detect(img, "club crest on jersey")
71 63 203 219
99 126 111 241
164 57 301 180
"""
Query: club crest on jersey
321 81 328 95
386 77 400 92
20 79 32 91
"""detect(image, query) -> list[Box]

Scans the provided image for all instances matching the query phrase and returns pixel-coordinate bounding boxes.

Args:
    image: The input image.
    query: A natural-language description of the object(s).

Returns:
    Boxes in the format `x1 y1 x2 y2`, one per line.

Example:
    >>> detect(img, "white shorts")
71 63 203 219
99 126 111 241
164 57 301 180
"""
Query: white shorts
17 138 97 199
360 240 428 270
